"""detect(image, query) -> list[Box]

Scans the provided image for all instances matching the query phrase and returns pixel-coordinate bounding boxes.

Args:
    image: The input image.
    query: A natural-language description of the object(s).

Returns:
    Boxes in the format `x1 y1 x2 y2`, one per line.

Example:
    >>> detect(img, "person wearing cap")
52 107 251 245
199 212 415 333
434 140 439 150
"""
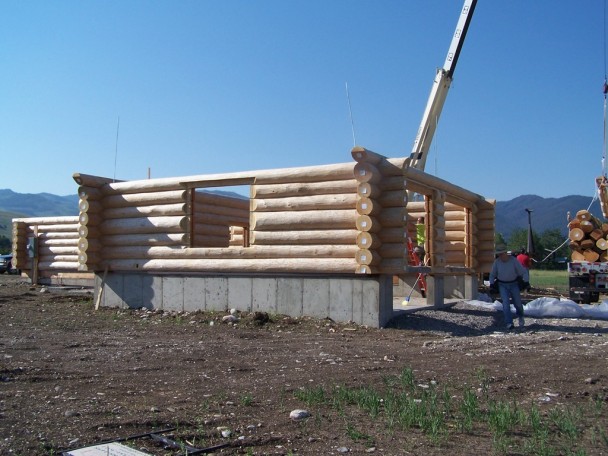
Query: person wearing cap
413 216 426 264
489 247 526 330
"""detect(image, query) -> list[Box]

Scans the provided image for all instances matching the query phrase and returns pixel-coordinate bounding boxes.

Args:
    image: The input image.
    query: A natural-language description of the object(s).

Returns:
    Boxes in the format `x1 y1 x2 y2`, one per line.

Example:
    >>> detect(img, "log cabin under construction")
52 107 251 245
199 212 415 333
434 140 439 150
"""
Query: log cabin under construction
12 147 495 327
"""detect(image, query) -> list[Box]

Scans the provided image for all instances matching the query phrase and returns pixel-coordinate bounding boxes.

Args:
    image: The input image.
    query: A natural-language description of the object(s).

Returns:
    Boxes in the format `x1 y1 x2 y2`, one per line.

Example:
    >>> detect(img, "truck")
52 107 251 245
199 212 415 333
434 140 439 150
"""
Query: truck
567 206 608 304
568 261 608 303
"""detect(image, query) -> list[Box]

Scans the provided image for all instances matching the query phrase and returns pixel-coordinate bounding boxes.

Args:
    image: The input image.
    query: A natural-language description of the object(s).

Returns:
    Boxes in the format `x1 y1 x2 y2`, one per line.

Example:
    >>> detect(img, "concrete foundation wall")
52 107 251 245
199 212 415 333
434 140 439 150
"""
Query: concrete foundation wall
96 272 395 328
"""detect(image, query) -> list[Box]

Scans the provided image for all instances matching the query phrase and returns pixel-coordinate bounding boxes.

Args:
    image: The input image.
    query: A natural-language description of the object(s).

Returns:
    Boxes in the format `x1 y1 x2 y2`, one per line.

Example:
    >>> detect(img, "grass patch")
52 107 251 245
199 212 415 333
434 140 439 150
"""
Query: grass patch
293 366 605 454
529 269 568 293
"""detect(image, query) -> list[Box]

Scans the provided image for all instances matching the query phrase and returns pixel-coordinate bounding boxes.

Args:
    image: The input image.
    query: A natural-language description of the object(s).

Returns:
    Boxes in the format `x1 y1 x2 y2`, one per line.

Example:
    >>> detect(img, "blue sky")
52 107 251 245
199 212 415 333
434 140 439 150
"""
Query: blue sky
0 1 605 201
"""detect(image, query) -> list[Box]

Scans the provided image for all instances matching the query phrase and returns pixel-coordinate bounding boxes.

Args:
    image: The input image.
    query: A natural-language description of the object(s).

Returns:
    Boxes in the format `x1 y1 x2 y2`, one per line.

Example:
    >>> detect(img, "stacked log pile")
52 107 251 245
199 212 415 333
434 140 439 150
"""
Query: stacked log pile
568 209 608 262
11 216 80 273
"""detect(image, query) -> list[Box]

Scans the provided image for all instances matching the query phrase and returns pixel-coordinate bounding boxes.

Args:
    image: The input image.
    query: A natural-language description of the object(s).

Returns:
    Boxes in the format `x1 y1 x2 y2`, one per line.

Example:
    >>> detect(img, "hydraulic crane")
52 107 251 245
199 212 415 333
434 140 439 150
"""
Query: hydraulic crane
409 0 477 171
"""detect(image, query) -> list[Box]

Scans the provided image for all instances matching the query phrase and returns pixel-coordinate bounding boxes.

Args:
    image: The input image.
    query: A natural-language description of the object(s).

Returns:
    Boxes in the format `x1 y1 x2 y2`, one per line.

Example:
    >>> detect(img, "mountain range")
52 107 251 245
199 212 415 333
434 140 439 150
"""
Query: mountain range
0 189 602 241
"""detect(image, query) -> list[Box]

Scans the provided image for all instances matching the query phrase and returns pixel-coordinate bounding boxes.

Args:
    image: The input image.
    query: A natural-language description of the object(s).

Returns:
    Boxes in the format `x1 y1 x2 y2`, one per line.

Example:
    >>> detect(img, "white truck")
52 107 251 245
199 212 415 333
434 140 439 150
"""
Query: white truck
568 261 608 303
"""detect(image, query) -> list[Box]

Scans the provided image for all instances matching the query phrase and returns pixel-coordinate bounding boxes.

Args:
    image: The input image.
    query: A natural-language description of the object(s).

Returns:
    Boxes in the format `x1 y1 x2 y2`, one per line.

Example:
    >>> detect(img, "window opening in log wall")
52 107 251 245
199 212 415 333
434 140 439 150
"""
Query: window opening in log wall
190 186 251 248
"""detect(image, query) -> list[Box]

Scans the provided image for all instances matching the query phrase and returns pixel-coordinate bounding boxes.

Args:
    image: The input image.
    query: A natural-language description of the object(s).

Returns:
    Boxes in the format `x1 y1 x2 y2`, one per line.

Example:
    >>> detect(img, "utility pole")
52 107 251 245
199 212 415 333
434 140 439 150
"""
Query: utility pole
525 208 535 256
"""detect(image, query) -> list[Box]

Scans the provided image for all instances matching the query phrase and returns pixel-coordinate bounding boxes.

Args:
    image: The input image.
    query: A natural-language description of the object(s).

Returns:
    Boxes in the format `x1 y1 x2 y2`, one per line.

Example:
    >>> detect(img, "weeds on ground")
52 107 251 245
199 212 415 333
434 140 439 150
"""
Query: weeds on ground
292 366 606 454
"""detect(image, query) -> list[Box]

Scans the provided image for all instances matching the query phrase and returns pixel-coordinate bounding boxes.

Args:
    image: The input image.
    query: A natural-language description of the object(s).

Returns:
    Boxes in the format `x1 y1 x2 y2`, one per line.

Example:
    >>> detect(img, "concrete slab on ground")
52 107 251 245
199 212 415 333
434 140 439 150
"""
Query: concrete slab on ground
393 296 461 314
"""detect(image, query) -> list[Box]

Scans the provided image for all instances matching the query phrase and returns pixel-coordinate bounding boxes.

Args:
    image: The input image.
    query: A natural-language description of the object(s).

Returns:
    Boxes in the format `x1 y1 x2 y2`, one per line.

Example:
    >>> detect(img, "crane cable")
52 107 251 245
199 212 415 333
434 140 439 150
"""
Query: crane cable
603 0 608 178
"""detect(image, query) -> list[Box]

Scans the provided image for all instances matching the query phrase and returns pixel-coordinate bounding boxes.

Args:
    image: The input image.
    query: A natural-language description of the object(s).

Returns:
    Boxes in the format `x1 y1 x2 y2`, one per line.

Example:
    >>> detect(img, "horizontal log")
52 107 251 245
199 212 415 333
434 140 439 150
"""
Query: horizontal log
40 238 79 247
191 235 231 247
73 173 121 187
377 207 408 228
39 254 79 263
251 194 357 212
445 252 466 264
102 233 189 247
12 216 79 226
378 189 408 208
78 252 100 264
194 191 250 210
356 215 381 233
37 261 80 270
250 229 358 245
78 225 99 238
444 210 467 221
377 228 407 244
356 197 381 216
351 146 386 164
39 232 80 240
251 179 358 199
78 237 102 253
193 223 230 237
38 246 79 256
99 216 188 235
193 211 249 227
356 232 382 249
104 203 187 219
445 231 466 242
102 245 359 260
103 190 188 208
98 162 357 195
353 162 382 184
103 257 358 273
193 202 250 218
403 166 485 207
78 199 103 213
251 209 357 231
380 176 407 191
357 182 380 199
377 243 407 259
78 185 103 200
78 213 102 226
355 249 381 266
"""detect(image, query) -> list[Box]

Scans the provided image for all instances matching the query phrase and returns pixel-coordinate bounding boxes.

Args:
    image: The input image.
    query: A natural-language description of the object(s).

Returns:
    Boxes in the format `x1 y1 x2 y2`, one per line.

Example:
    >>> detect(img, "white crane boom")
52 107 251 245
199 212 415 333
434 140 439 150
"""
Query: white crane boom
409 0 477 171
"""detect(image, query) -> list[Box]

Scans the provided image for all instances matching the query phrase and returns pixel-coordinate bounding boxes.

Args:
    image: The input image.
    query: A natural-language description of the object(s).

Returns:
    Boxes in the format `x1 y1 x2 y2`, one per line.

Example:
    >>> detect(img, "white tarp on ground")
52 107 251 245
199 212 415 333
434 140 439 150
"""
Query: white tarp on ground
467 294 608 320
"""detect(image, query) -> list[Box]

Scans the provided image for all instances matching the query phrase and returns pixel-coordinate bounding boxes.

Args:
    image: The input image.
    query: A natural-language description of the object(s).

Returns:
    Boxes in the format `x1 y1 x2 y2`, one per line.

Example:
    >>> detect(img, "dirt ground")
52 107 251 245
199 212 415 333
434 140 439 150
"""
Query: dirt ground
1 274 607 456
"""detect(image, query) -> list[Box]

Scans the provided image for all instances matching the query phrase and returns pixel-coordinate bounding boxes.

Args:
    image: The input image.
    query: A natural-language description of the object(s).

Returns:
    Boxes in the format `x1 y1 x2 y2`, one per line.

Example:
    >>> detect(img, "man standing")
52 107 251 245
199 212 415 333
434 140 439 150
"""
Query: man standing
490 248 526 330
516 247 532 284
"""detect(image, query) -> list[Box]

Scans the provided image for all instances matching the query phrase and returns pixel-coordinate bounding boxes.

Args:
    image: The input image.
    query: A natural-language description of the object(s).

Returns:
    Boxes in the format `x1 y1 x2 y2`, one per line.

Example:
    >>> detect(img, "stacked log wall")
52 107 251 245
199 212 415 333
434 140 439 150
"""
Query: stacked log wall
11 216 80 275
71 155 494 275
192 191 249 247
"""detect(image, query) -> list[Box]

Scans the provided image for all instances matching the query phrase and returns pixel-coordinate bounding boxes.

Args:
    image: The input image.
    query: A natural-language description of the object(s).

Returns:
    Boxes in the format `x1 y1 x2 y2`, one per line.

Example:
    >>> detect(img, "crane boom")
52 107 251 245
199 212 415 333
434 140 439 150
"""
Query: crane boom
409 0 477 171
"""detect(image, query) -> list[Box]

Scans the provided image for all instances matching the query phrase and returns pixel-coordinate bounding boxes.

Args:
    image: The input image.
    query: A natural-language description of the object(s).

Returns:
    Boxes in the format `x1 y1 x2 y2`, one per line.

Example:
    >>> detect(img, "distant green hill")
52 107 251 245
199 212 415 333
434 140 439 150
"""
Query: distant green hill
0 189 78 239
0 209 27 240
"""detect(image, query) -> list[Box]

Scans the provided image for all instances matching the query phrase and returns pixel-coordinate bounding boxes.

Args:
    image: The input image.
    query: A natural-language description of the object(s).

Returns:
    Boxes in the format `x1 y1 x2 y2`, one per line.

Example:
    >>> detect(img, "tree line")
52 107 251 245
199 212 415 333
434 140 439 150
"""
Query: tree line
496 228 570 269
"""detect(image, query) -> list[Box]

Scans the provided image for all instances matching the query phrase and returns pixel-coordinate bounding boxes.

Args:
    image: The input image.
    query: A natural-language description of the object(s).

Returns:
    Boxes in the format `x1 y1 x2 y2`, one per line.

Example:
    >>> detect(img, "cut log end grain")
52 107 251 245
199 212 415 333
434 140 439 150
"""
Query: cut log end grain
576 209 592 221
583 250 600 262
569 227 584 242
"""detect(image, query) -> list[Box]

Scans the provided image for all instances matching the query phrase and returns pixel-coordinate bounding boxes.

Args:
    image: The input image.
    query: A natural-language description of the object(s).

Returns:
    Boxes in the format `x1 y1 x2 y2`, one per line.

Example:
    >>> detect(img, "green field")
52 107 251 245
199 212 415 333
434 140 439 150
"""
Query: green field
530 269 568 293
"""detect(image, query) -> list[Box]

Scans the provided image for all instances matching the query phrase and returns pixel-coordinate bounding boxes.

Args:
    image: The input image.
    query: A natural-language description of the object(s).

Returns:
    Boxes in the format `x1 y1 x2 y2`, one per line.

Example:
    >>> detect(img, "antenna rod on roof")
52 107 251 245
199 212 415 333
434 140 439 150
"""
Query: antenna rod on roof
113 116 120 182
345 82 357 147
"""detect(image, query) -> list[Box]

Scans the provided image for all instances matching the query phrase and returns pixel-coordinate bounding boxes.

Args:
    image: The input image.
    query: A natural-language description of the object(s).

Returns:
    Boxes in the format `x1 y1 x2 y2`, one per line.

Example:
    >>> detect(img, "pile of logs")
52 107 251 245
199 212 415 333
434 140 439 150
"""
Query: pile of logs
568 209 608 262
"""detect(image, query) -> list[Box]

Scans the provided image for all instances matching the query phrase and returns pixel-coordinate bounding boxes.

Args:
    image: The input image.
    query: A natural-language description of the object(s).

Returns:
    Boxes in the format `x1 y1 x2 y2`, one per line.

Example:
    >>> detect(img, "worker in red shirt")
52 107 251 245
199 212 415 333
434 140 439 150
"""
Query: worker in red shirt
516 248 531 285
